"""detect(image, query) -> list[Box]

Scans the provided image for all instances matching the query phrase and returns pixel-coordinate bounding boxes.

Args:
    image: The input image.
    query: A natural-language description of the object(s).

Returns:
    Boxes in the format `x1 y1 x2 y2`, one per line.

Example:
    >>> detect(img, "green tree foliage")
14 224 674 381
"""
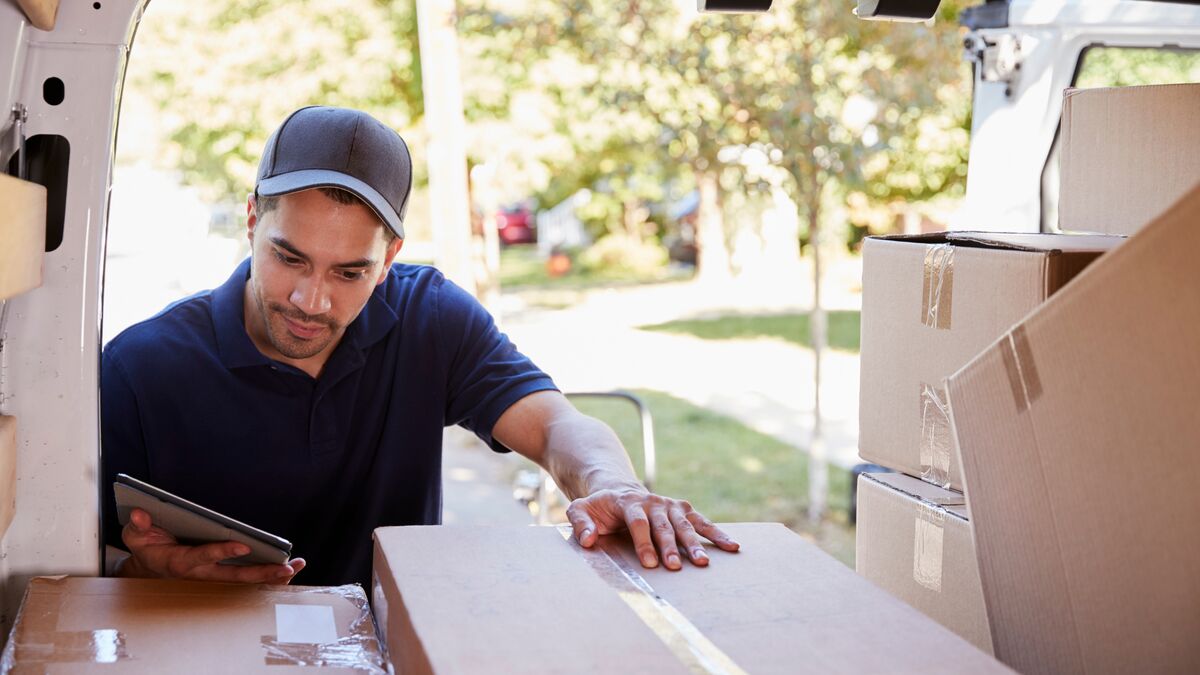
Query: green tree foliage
1075 46 1200 88
127 0 423 204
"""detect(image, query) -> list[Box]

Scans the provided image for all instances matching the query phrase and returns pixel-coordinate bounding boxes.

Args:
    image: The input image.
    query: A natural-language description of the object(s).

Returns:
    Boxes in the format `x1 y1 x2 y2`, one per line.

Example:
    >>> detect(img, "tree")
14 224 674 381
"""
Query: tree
126 0 424 206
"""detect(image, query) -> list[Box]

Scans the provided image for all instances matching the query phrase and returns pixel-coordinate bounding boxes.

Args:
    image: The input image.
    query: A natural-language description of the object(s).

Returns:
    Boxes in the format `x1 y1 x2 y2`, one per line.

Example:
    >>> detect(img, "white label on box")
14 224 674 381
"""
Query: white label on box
275 604 338 644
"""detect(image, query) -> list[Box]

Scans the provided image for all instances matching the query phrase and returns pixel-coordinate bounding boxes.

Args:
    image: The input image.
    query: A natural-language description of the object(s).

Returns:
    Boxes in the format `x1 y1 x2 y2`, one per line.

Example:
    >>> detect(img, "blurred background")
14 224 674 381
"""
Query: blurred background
104 0 978 567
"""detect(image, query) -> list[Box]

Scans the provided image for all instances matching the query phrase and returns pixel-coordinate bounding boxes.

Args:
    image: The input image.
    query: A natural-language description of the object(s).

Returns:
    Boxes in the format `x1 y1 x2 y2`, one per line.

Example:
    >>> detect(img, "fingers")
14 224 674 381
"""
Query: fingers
668 503 709 567
647 503 683 571
686 509 740 552
186 541 253 567
130 508 152 531
566 502 599 548
620 501 659 568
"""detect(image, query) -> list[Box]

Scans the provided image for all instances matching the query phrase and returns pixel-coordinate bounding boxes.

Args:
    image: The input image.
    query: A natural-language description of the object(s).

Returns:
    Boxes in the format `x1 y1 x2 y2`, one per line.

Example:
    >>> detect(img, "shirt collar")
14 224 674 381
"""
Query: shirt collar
211 257 400 370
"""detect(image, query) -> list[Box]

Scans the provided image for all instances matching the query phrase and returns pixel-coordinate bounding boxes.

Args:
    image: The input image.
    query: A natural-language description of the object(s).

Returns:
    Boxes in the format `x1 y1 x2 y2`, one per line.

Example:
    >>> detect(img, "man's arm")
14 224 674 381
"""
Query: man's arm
492 390 739 570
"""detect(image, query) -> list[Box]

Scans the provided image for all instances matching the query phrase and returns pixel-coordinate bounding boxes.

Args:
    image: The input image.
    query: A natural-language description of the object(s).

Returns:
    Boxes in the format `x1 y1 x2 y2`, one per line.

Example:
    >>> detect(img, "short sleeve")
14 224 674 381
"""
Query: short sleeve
436 276 557 451
100 350 152 552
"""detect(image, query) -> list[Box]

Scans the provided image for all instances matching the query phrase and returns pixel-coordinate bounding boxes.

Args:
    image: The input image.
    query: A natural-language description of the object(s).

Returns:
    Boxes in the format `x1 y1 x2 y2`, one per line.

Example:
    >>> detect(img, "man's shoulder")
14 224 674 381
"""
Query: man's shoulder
104 291 217 368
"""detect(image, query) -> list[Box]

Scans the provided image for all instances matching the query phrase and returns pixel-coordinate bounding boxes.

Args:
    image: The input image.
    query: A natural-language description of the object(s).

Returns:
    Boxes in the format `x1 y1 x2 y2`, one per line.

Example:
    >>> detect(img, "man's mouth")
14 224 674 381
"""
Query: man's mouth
281 314 327 340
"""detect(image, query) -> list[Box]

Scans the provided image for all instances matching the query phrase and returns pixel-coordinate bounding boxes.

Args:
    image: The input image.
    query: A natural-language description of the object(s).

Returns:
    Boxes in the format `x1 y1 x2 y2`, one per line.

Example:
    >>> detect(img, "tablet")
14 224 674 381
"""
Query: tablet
114 473 293 566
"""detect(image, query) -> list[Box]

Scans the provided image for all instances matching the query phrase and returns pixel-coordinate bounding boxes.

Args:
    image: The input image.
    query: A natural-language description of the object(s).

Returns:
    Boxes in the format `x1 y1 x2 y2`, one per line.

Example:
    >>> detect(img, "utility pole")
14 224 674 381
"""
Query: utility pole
415 0 476 296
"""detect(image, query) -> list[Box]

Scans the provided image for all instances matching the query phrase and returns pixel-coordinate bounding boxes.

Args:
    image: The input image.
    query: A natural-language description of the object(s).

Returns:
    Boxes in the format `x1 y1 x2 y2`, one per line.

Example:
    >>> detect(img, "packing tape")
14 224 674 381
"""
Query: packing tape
0 576 131 668
0 629 129 665
921 244 955 330
912 502 946 593
1000 325 1043 413
557 525 749 675
918 382 953 488
260 585 387 672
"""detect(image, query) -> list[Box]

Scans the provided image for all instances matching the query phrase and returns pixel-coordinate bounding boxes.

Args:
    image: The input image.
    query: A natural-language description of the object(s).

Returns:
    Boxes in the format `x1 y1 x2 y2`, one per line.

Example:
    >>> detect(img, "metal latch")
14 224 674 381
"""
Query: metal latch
7 104 29 180
963 33 1022 97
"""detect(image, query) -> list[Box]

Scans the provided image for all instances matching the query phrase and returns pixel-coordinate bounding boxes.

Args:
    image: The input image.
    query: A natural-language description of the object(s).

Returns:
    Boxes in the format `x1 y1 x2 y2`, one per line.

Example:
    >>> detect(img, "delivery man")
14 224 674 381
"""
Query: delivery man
101 106 738 590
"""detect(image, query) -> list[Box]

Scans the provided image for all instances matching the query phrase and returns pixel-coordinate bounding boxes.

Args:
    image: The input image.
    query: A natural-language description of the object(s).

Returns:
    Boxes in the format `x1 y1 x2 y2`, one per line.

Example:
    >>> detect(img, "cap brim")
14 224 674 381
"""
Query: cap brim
257 169 405 239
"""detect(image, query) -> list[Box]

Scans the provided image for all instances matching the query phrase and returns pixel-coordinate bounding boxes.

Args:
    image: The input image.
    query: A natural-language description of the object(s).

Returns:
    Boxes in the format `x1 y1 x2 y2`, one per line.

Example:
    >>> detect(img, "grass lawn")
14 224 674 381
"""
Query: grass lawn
566 389 856 567
639 310 861 353
499 244 691 290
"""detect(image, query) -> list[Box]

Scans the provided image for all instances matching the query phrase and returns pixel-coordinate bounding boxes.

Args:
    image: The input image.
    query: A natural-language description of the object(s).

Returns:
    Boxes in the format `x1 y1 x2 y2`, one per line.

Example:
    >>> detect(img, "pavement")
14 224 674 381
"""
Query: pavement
442 256 865 524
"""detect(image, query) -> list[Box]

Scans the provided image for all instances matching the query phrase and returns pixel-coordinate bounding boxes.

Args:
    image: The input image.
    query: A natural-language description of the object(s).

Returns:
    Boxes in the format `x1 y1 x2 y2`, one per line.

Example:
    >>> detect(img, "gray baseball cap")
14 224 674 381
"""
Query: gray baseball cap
255 106 412 239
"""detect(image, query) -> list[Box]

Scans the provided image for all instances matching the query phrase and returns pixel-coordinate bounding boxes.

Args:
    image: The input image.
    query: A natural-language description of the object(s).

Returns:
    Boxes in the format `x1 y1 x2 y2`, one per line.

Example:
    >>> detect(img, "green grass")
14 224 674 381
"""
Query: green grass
567 389 856 566
499 244 690 290
639 310 861 353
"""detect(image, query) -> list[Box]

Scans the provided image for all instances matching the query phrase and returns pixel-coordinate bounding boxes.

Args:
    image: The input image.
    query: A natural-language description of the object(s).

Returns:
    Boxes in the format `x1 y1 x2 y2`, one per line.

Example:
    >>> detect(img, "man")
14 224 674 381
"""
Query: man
102 106 737 590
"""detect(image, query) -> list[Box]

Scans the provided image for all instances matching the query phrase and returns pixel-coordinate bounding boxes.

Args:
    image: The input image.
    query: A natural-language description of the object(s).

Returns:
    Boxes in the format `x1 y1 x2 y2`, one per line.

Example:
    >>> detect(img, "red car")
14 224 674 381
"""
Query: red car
496 205 536 245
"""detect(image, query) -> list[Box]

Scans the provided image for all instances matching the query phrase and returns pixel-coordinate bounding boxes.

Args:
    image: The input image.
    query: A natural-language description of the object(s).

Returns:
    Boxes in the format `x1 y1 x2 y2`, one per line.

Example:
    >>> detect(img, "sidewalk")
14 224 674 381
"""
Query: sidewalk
494 261 864 471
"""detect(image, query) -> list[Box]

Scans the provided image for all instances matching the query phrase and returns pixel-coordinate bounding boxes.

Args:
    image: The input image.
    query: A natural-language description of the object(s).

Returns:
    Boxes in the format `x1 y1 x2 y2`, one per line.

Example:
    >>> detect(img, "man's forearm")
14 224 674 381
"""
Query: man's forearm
543 412 644 500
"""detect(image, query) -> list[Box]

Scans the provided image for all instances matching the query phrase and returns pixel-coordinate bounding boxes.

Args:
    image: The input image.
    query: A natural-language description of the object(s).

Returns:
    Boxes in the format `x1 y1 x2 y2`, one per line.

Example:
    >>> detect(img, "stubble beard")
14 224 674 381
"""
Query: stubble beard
251 283 340 360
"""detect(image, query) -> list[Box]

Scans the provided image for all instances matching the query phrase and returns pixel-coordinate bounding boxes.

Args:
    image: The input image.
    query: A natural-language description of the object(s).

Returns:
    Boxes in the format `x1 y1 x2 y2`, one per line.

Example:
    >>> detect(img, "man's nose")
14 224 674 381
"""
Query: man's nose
290 273 332 317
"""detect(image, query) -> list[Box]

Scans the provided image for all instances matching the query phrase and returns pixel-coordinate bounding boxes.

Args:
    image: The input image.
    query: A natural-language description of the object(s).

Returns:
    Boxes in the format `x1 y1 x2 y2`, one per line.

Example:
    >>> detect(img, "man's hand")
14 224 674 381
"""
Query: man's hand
118 508 305 585
566 488 739 571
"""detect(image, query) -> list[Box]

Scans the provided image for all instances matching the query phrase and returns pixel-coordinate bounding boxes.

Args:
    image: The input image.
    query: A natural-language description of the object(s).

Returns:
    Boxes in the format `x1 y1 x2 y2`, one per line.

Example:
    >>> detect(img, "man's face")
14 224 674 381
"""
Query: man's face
244 189 402 369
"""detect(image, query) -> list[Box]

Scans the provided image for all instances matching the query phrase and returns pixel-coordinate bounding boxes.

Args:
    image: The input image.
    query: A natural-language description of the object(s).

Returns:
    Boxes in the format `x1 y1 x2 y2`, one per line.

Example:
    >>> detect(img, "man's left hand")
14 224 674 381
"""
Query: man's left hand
566 488 739 570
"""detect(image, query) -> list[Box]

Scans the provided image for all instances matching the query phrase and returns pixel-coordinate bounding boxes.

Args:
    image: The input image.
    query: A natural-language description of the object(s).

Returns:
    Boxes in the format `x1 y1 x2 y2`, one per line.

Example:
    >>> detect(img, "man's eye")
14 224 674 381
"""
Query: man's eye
273 250 301 266
339 270 366 281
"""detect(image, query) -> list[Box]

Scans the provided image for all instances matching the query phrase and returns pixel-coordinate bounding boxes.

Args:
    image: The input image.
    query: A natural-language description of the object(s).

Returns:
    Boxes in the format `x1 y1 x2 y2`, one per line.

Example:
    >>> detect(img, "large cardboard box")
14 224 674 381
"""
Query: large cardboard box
1060 83 1200 236
0 577 386 673
373 523 1008 674
855 472 991 654
0 174 45 301
859 231 1120 488
946 184 1200 675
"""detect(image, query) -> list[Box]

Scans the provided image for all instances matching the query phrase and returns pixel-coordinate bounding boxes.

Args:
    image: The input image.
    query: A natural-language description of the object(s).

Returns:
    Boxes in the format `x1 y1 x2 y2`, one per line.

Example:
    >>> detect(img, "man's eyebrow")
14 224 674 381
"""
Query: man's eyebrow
269 236 376 269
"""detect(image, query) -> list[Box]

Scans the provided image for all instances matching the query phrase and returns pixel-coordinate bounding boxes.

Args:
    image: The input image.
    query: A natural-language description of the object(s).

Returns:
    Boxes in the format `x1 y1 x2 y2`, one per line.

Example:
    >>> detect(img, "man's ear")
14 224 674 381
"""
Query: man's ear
246 194 258 243
377 236 405 285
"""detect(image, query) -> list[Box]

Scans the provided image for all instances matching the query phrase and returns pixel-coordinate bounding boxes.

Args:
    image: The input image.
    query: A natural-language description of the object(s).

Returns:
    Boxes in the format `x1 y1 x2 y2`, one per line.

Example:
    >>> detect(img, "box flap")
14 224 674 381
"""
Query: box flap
1060 83 1200 235
947 184 1200 674
872 231 1121 254
862 472 968 514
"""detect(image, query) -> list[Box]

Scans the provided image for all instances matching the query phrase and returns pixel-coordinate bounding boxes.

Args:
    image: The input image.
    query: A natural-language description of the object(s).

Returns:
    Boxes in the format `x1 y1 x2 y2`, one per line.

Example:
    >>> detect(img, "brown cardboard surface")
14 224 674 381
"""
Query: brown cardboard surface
1 576 385 673
1060 83 1200 235
0 416 15 542
14 0 57 31
947 184 1200 675
855 473 992 655
0 175 45 301
373 523 1008 674
858 232 1119 488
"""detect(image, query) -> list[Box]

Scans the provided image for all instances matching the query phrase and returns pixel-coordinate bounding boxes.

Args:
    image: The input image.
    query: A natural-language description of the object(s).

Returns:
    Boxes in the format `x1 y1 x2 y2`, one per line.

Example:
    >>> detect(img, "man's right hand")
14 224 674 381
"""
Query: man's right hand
118 508 305 585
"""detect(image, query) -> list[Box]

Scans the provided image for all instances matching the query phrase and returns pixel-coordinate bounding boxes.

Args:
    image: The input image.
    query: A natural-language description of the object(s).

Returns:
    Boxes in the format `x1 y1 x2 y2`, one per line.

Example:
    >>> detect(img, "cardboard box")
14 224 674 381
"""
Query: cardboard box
373 523 1009 674
1060 83 1200 236
859 231 1120 488
0 577 386 673
0 174 45 301
946 184 1200 675
855 472 991 654
0 416 15 542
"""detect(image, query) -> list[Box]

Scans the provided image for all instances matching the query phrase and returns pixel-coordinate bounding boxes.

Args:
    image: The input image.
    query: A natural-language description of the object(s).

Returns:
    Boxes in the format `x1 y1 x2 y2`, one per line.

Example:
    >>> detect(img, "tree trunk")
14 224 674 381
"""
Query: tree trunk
806 175 828 524
695 170 731 281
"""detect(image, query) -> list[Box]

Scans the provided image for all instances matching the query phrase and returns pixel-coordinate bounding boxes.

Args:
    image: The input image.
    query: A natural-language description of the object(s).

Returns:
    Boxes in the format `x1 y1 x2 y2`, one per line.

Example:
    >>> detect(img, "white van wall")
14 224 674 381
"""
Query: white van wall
0 0 147 636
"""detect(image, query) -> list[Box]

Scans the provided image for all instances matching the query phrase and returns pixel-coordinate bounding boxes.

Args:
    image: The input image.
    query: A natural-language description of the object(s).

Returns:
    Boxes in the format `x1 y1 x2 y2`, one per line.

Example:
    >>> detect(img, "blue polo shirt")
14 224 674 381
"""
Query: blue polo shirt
101 258 556 589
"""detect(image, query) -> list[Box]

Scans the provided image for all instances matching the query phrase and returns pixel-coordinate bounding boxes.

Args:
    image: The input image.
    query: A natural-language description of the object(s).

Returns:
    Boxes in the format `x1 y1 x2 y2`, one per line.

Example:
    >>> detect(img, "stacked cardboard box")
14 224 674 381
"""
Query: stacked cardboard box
854 230 1120 648
372 523 1008 674
943 83 1200 675
855 472 991 654
1 577 386 672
